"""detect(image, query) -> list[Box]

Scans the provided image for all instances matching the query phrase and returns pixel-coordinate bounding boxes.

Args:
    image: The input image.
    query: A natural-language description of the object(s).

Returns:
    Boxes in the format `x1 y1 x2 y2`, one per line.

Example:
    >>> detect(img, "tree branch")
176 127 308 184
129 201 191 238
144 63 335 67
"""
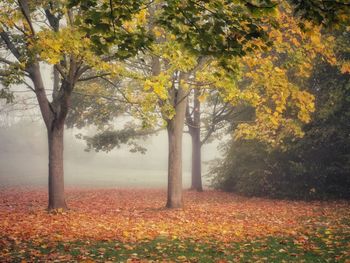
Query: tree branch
44 2 61 32
18 0 36 35
78 73 111 82
101 76 136 104
23 80 35 92
0 32 22 61
54 64 66 78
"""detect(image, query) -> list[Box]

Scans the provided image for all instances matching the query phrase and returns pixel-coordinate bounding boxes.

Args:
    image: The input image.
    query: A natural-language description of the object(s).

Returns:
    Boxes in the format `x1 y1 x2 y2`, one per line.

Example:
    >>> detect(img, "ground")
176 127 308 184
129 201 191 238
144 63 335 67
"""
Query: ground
0 188 349 262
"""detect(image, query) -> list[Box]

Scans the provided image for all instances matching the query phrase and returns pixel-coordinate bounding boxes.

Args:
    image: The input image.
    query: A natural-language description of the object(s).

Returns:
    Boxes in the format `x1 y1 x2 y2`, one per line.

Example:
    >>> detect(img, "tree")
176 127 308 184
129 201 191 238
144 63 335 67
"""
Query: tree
123 1 322 207
210 57 350 199
184 1 343 192
209 6 350 199
66 0 326 208
186 90 253 191
64 0 274 208
186 89 203 191
0 0 149 211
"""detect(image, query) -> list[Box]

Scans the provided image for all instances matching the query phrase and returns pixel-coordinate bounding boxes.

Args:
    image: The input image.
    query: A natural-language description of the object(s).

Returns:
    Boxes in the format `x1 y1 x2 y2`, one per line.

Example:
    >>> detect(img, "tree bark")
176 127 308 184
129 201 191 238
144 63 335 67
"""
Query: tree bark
28 64 68 211
47 123 67 211
190 128 203 191
188 89 203 191
166 87 187 208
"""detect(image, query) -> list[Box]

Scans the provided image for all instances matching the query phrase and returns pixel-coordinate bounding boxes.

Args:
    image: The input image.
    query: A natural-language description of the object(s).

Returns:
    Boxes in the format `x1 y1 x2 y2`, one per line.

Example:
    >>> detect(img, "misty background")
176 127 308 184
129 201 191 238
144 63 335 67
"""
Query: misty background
0 118 220 188
0 61 222 189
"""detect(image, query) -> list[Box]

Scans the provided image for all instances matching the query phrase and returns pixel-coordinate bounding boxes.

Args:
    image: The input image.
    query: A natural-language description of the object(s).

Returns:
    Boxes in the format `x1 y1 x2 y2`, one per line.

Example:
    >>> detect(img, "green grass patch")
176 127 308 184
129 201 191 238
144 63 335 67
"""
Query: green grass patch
2 231 349 262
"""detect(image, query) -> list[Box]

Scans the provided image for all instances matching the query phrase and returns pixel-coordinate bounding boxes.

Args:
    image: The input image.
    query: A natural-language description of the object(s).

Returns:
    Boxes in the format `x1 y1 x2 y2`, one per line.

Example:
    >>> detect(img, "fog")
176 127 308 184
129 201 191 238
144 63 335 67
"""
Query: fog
0 62 221 189
0 119 220 189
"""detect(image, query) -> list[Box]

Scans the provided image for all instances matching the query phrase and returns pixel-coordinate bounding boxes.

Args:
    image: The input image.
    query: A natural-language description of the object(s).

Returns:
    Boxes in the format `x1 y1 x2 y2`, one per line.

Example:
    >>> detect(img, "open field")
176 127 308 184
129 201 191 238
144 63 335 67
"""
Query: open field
1 188 349 262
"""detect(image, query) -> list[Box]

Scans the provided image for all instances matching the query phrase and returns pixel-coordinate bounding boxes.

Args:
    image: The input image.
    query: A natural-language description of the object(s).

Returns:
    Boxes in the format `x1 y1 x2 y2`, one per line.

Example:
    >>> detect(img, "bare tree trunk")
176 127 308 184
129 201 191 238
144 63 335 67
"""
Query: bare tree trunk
189 89 203 191
166 123 183 208
190 128 203 191
166 87 187 208
47 124 67 211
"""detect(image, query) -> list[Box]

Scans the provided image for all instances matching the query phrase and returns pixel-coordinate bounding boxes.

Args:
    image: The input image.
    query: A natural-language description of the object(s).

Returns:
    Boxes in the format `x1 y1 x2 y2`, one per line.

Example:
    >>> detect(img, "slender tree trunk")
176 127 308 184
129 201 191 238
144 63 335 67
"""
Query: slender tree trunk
189 89 203 191
47 124 67 211
190 128 203 191
166 87 187 208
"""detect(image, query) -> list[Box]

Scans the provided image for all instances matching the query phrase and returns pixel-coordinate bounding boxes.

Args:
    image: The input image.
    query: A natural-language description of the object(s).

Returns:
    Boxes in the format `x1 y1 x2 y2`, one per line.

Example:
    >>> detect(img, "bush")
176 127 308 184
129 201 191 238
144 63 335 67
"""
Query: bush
210 62 350 200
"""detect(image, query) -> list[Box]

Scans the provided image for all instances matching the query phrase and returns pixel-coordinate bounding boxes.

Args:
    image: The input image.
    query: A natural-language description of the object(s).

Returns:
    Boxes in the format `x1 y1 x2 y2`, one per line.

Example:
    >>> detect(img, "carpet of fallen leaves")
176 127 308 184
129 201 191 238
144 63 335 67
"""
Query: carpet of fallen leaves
0 188 349 261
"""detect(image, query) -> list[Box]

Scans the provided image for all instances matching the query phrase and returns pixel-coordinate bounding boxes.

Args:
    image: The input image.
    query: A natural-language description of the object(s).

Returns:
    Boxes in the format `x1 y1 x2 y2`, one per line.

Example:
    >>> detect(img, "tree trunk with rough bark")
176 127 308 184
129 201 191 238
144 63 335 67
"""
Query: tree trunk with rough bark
47 124 67 210
29 64 71 211
166 86 187 208
45 80 72 211
28 65 68 211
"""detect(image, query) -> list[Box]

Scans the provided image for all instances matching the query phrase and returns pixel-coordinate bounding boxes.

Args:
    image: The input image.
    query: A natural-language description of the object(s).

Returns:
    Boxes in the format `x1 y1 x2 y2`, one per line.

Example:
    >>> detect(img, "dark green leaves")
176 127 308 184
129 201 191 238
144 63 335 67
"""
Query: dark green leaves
290 0 350 26
68 0 279 60
83 128 149 153
68 0 153 58
157 0 275 58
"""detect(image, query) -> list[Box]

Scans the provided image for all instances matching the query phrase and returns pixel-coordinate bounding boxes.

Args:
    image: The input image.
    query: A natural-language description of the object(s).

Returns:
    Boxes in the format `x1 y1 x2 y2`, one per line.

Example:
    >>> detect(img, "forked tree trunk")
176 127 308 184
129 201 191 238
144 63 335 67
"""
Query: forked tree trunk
28 64 69 211
166 87 187 209
47 123 67 211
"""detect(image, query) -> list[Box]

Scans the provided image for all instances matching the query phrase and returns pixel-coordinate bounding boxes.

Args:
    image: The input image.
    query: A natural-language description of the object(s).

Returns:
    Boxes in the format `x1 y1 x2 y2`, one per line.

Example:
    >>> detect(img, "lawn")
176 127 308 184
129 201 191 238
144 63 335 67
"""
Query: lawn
0 188 349 262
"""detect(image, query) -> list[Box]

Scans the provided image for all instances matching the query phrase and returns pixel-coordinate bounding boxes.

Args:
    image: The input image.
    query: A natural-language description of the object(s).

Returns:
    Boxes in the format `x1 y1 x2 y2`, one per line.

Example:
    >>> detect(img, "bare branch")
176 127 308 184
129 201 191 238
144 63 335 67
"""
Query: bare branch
23 80 35 92
76 65 90 79
54 64 66 78
101 77 135 104
78 73 111 82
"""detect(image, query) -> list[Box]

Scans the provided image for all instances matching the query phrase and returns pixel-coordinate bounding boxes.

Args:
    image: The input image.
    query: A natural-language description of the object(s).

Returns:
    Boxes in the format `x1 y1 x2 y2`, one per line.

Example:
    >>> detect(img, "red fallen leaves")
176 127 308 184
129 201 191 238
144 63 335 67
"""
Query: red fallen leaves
0 187 349 245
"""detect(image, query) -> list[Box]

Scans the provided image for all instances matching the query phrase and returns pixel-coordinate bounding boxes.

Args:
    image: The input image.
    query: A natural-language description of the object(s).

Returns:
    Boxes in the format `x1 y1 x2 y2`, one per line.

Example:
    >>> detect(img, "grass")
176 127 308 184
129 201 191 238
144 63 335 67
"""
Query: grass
3 230 349 262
